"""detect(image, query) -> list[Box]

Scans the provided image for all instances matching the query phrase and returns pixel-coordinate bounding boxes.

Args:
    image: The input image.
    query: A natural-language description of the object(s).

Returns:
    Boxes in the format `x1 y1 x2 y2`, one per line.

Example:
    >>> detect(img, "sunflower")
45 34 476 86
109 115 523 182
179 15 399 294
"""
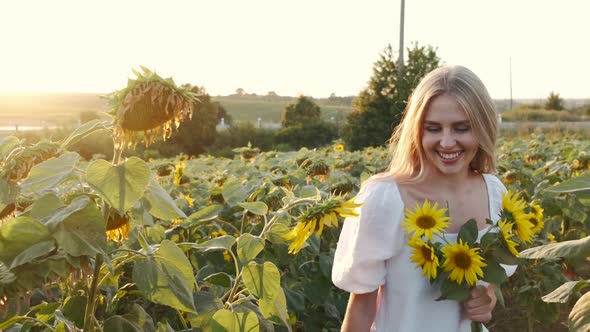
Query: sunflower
441 240 486 286
402 200 450 240
408 238 440 280
501 191 535 243
106 211 131 242
498 219 519 256
334 143 345 152
528 201 544 235
109 67 197 149
284 196 361 254
178 192 194 208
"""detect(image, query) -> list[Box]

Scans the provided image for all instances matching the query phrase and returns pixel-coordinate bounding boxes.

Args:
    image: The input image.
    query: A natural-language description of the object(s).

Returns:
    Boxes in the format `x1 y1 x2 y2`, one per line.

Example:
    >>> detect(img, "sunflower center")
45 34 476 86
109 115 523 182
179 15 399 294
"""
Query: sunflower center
416 216 436 229
529 217 538 226
421 246 434 262
454 252 472 269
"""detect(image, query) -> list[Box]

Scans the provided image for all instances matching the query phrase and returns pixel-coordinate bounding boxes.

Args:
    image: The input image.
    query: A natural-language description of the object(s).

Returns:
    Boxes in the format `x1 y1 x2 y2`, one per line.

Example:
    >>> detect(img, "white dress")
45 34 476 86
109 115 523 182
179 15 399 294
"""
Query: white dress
332 173 515 332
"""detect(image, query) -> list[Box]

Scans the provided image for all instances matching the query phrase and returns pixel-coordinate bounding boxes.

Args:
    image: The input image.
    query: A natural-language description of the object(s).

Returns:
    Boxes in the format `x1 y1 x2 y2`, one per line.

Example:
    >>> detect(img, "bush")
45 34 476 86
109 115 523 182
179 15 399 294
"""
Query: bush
274 121 338 150
502 107 581 122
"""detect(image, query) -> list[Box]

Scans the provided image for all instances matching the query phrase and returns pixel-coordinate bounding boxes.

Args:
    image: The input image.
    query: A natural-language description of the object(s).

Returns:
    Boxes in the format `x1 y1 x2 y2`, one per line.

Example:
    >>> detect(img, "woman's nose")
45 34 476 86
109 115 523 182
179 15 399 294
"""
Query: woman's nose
439 132 456 148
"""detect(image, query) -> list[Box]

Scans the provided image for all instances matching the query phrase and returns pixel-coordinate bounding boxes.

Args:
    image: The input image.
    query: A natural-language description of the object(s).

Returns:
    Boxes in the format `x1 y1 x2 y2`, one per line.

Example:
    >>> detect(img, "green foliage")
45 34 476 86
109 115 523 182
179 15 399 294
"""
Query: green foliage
274 121 338 150
502 106 580 122
342 43 440 150
546 92 565 111
281 96 321 128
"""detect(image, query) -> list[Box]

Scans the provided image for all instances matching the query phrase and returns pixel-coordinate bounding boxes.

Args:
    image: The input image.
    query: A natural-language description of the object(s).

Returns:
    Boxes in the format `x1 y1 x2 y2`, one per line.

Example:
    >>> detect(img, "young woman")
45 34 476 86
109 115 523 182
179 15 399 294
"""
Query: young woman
332 65 513 331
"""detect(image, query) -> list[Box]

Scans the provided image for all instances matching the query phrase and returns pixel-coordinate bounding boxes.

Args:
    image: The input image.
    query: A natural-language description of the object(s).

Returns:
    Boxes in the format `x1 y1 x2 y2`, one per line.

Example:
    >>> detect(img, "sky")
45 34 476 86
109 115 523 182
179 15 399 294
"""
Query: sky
0 0 588 99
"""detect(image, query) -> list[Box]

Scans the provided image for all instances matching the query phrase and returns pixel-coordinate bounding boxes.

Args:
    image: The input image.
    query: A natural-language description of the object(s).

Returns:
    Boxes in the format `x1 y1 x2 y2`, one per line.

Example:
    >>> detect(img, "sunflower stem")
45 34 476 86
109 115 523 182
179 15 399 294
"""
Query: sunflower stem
83 254 103 332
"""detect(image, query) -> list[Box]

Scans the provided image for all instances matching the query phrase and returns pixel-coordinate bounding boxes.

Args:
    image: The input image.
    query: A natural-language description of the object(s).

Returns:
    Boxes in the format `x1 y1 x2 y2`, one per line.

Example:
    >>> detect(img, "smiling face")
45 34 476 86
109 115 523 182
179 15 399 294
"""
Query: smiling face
421 94 480 176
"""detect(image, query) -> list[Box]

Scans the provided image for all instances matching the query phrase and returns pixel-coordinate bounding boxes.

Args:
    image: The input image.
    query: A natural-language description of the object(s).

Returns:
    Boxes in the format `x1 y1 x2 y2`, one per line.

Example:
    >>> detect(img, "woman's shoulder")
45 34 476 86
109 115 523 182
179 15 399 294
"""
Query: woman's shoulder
482 173 507 192
362 173 401 193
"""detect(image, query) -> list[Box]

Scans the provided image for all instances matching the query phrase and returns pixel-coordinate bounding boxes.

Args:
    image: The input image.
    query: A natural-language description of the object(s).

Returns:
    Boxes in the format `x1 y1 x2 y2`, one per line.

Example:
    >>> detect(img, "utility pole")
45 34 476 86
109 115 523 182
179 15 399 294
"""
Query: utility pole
509 57 513 111
397 0 405 82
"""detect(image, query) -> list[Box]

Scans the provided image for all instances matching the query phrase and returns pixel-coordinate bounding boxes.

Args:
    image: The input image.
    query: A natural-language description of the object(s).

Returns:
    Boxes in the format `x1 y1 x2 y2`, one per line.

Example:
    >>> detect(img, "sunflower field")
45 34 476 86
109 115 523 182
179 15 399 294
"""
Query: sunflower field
0 69 588 331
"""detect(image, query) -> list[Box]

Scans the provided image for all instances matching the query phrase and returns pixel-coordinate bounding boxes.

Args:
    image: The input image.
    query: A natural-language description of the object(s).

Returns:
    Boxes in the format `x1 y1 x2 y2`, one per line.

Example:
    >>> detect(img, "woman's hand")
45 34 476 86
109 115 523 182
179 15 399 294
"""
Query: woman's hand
463 284 497 323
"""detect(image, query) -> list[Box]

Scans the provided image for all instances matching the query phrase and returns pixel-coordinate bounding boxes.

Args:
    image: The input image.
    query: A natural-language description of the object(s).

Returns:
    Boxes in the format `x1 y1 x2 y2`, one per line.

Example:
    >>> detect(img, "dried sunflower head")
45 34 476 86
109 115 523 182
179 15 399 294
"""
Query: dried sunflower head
108 66 198 149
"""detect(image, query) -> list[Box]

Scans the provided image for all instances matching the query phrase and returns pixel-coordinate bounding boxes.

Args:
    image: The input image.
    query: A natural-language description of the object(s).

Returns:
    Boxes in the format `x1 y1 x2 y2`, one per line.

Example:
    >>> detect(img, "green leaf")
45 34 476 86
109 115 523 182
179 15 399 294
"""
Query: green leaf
0 136 21 159
457 218 478 245
20 152 80 194
482 260 508 285
53 309 78 332
266 223 290 245
86 157 151 214
34 302 61 322
542 280 590 303
519 236 590 260
61 295 87 328
0 216 53 268
103 304 155 332
143 179 187 220
546 172 590 193
237 234 265 265
0 316 23 330
48 196 107 257
187 291 224 329
188 204 224 222
222 178 248 207
204 272 232 288
30 193 65 220
61 119 109 149
0 178 19 205
133 240 196 312
259 288 290 329
211 309 259 332
492 244 520 265
241 261 281 302
569 291 590 332
181 235 236 253
238 202 268 216
436 279 470 301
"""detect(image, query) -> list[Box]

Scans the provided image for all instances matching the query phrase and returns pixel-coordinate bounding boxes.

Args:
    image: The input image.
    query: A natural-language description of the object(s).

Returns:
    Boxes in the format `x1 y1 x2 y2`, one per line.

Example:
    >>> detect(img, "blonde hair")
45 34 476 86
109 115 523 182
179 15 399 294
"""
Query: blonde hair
386 65 498 183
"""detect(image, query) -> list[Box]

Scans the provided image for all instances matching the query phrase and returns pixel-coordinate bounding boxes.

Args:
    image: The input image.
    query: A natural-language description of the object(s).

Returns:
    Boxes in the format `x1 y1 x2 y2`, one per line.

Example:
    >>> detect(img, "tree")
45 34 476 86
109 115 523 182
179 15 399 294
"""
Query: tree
145 85 225 157
281 96 321 127
342 43 440 150
236 88 246 96
545 91 564 111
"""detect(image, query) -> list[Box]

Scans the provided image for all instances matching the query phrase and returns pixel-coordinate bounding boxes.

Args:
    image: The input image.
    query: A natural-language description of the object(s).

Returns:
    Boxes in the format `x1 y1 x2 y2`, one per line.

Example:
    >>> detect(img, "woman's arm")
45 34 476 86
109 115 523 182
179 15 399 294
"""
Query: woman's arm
341 290 378 332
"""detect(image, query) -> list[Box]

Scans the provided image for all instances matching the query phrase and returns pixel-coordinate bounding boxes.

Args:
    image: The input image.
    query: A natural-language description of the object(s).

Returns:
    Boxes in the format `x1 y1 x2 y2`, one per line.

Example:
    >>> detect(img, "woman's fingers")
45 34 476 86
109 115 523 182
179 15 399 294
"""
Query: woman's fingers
463 284 497 322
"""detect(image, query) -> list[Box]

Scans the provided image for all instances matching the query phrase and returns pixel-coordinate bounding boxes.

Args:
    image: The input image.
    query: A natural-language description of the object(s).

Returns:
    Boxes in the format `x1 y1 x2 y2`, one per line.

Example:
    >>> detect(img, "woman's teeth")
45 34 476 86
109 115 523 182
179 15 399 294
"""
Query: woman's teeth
438 151 462 160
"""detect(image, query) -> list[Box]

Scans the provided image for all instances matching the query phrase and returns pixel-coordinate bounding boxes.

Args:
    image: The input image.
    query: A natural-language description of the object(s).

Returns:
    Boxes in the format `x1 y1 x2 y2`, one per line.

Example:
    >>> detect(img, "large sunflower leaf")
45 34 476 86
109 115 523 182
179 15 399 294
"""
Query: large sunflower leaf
569 291 590 332
542 280 590 303
546 172 590 193
30 193 65 221
241 261 281 302
0 216 53 269
133 240 196 313
20 152 80 194
143 179 187 220
237 233 265 265
211 309 259 332
259 288 291 329
48 196 107 257
86 157 151 214
222 178 248 207
519 236 590 260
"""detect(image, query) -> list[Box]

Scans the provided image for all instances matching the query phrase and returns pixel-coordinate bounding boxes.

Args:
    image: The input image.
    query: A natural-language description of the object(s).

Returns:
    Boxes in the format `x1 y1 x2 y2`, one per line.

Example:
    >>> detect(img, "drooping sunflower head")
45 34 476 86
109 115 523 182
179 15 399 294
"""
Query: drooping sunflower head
408 238 440 280
284 196 361 254
498 219 519 256
441 240 486 286
402 200 450 241
106 211 131 242
109 66 197 149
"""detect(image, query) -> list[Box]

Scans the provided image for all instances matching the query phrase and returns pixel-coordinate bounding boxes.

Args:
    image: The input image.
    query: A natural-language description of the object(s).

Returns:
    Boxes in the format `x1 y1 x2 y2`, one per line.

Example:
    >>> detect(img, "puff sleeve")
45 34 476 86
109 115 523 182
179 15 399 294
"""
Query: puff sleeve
331 178 405 293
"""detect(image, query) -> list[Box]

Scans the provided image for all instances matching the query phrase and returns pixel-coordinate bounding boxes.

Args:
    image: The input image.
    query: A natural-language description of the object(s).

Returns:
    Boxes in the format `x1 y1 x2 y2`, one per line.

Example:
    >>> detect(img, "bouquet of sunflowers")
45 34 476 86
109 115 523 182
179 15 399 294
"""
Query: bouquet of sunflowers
402 191 544 331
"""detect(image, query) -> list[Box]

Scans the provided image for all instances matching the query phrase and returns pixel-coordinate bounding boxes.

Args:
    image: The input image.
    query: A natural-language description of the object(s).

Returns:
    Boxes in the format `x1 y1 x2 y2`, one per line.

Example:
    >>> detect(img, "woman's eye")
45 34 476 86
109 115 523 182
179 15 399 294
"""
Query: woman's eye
425 127 441 132
455 127 471 132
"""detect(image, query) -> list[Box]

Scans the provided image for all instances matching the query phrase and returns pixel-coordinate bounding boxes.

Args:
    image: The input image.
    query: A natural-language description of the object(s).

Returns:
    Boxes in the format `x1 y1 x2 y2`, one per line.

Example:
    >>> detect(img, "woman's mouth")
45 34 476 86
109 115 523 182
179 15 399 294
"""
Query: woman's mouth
437 151 463 162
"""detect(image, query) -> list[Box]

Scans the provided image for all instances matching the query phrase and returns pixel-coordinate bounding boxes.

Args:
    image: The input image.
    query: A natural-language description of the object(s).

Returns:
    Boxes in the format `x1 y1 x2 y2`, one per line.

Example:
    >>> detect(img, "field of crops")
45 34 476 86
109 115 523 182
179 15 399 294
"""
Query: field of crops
0 121 589 331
